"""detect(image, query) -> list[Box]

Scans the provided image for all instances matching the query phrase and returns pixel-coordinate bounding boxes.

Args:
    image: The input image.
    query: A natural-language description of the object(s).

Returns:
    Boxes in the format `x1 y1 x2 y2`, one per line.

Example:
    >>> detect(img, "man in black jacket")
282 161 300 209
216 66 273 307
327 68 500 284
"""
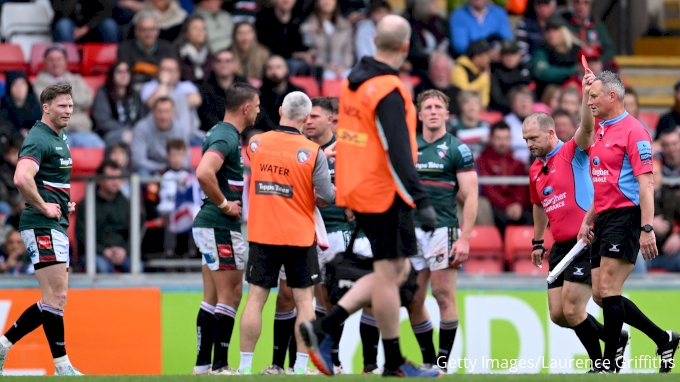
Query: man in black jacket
490 40 531 114
52 0 119 43
198 50 248 132
257 56 303 131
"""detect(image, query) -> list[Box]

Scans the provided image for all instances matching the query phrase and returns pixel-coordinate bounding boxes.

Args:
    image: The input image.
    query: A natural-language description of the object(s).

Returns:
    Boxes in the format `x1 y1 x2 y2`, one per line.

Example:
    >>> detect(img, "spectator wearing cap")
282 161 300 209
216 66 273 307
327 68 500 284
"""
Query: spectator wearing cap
192 0 234 54
451 39 491 107
404 0 451 81
530 14 580 98
448 0 513 55
355 0 391 60
32 44 105 148
515 0 556 64
562 0 615 65
562 45 602 94
414 50 461 116
118 11 176 86
490 40 531 114
51 0 120 43
655 80 680 140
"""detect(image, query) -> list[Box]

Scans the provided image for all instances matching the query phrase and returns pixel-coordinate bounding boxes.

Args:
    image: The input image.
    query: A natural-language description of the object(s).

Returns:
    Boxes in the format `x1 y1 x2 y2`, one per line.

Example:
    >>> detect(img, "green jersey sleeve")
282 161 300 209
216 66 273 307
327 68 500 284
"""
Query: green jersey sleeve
452 142 475 172
205 137 233 160
19 138 48 165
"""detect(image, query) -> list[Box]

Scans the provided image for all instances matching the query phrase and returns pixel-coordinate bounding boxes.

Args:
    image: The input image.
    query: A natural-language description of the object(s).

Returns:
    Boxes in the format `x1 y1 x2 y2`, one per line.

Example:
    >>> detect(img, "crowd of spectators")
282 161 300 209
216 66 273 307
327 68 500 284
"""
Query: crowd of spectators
0 0 678 274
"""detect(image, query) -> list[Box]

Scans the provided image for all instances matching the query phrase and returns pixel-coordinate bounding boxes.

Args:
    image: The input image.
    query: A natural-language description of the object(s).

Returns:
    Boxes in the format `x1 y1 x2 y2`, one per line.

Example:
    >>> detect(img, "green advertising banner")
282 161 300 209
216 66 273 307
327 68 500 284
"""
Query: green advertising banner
162 290 680 374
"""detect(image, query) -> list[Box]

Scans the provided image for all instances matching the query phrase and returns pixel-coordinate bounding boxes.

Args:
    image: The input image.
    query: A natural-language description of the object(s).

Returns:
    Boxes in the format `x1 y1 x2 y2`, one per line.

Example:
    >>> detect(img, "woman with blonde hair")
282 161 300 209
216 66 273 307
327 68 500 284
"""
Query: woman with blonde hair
231 22 271 81
530 14 582 98
143 0 187 41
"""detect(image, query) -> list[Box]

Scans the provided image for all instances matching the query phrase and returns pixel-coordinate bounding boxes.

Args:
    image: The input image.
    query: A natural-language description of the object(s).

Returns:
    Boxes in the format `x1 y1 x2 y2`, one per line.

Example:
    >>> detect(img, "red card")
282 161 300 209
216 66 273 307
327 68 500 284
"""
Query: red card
581 55 589 70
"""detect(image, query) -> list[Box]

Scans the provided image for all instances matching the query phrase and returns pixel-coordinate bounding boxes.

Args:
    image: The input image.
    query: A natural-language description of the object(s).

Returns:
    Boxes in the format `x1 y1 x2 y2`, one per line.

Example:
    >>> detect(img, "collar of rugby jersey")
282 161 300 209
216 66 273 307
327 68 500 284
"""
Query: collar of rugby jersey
598 110 629 139
276 125 302 135
537 139 564 166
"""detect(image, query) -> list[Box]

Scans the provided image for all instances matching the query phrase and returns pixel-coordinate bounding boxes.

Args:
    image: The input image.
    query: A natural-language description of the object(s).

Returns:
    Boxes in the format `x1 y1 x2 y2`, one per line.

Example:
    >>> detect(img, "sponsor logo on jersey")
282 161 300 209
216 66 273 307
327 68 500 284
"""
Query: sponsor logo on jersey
637 140 652 165
250 139 259 153
605 139 612 147
541 191 567 213
203 252 216 264
60 158 72 166
218 244 233 258
37 236 52 250
542 186 554 196
28 246 37 260
415 162 445 170
591 167 609 183
337 128 367 147
297 148 311 164
573 267 585 276
255 181 293 198
592 156 600 166
437 142 449 158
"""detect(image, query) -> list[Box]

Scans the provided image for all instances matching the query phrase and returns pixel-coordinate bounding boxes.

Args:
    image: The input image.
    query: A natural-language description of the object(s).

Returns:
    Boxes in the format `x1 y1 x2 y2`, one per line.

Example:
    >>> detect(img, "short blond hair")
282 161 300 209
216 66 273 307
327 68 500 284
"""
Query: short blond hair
417 89 450 111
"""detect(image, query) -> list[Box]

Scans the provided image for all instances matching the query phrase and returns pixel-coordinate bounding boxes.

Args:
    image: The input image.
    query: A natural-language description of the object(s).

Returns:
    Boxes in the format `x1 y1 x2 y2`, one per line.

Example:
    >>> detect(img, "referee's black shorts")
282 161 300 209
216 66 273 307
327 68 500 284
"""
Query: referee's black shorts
547 238 592 289
591 206 641 268
354 195 417 261
246 242 320 289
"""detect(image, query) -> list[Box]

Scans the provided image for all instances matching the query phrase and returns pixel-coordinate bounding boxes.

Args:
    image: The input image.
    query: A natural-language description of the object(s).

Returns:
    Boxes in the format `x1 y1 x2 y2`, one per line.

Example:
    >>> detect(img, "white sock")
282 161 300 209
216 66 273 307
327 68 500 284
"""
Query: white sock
54 355 72 373
0 335 12 350
194 364 211 373
294 352 309 372
238 352 253 371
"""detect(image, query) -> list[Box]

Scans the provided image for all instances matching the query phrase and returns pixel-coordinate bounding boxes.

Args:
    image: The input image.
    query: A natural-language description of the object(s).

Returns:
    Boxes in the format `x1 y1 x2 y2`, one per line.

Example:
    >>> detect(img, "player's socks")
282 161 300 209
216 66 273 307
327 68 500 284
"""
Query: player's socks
272 309 296 368
293 352 309 373
315 305 327 320
573 315 603 363
438 319 459 366
360 312 380 367
621 297 667 346
288 327 297 370
212 304 236 370
382 337 405 371
331 323 344 367
589 314 606 340
321 305 349 334
238 352 253 372
4 302 42 344
39 302 66 360
195 302 215 368
412 319 436 364
602 295 625 370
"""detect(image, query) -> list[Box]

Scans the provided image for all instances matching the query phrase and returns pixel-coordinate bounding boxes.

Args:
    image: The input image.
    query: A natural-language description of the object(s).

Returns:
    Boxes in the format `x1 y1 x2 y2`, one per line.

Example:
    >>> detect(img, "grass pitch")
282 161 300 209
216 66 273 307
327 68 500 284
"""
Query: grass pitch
1 375 679 381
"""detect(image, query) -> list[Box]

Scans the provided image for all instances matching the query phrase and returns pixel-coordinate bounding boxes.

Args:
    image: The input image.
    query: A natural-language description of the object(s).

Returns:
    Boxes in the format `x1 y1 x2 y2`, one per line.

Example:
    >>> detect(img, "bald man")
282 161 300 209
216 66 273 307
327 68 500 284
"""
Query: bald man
300 15 441 378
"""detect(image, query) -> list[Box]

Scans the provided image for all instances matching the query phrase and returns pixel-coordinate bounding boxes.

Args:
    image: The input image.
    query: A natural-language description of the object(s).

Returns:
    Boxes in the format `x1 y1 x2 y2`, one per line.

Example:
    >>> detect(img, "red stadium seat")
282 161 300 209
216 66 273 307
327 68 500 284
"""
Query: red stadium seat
465 258 504 274
70 180 86 204
513 258 549 275
478 110 504 125
81 43 118 76
30 42 80 75
321 79 343 97
67 181 86 260
0 44 28 72
648 268 670 274
82 75 106 95
469 226 503 259
70 148 104 177
190 146 202 169
504 225 554 270
637 112 659 131
289 76 320 98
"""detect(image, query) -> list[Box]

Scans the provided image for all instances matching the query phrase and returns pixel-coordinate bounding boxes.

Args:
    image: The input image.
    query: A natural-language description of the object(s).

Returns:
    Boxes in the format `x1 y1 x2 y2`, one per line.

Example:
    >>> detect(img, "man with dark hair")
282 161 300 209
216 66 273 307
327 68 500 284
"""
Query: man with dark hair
0 83 82 376
476 121 531 235
192 82 259 375
76 160 130 273
579 70 679 372
258 56 303 131
198 50 248 132
451 39 492 108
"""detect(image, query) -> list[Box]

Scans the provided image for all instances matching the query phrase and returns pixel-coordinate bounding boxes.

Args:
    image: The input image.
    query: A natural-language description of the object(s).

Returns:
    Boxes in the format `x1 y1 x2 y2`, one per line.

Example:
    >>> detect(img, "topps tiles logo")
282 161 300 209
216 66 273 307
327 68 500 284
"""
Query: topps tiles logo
255 181 293 198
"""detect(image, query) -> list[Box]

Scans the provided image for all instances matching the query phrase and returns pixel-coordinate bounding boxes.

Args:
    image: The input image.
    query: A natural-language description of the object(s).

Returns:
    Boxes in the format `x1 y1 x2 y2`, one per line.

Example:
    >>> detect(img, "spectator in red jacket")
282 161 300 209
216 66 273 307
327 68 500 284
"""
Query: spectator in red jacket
476 121 532 235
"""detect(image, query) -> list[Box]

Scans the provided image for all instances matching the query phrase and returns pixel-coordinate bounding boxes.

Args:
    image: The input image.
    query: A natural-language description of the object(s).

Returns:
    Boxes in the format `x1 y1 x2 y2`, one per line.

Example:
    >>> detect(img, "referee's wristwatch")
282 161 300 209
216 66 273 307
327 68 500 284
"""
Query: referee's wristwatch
641 224 654 233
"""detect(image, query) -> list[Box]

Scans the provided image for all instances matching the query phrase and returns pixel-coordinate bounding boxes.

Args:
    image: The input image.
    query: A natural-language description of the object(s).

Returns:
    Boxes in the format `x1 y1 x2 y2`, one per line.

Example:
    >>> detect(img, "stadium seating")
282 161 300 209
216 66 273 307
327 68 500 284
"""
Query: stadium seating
190 146 202 169
290 76 320 98
0 44 29 72
30 42 81 75
70 148 105 177
478 110 504 125
0 2 52 42
81 43 118 76
321 79 343 97
83 75 107 95
638 112 660 131
504 225 554 272
465 258 504 274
